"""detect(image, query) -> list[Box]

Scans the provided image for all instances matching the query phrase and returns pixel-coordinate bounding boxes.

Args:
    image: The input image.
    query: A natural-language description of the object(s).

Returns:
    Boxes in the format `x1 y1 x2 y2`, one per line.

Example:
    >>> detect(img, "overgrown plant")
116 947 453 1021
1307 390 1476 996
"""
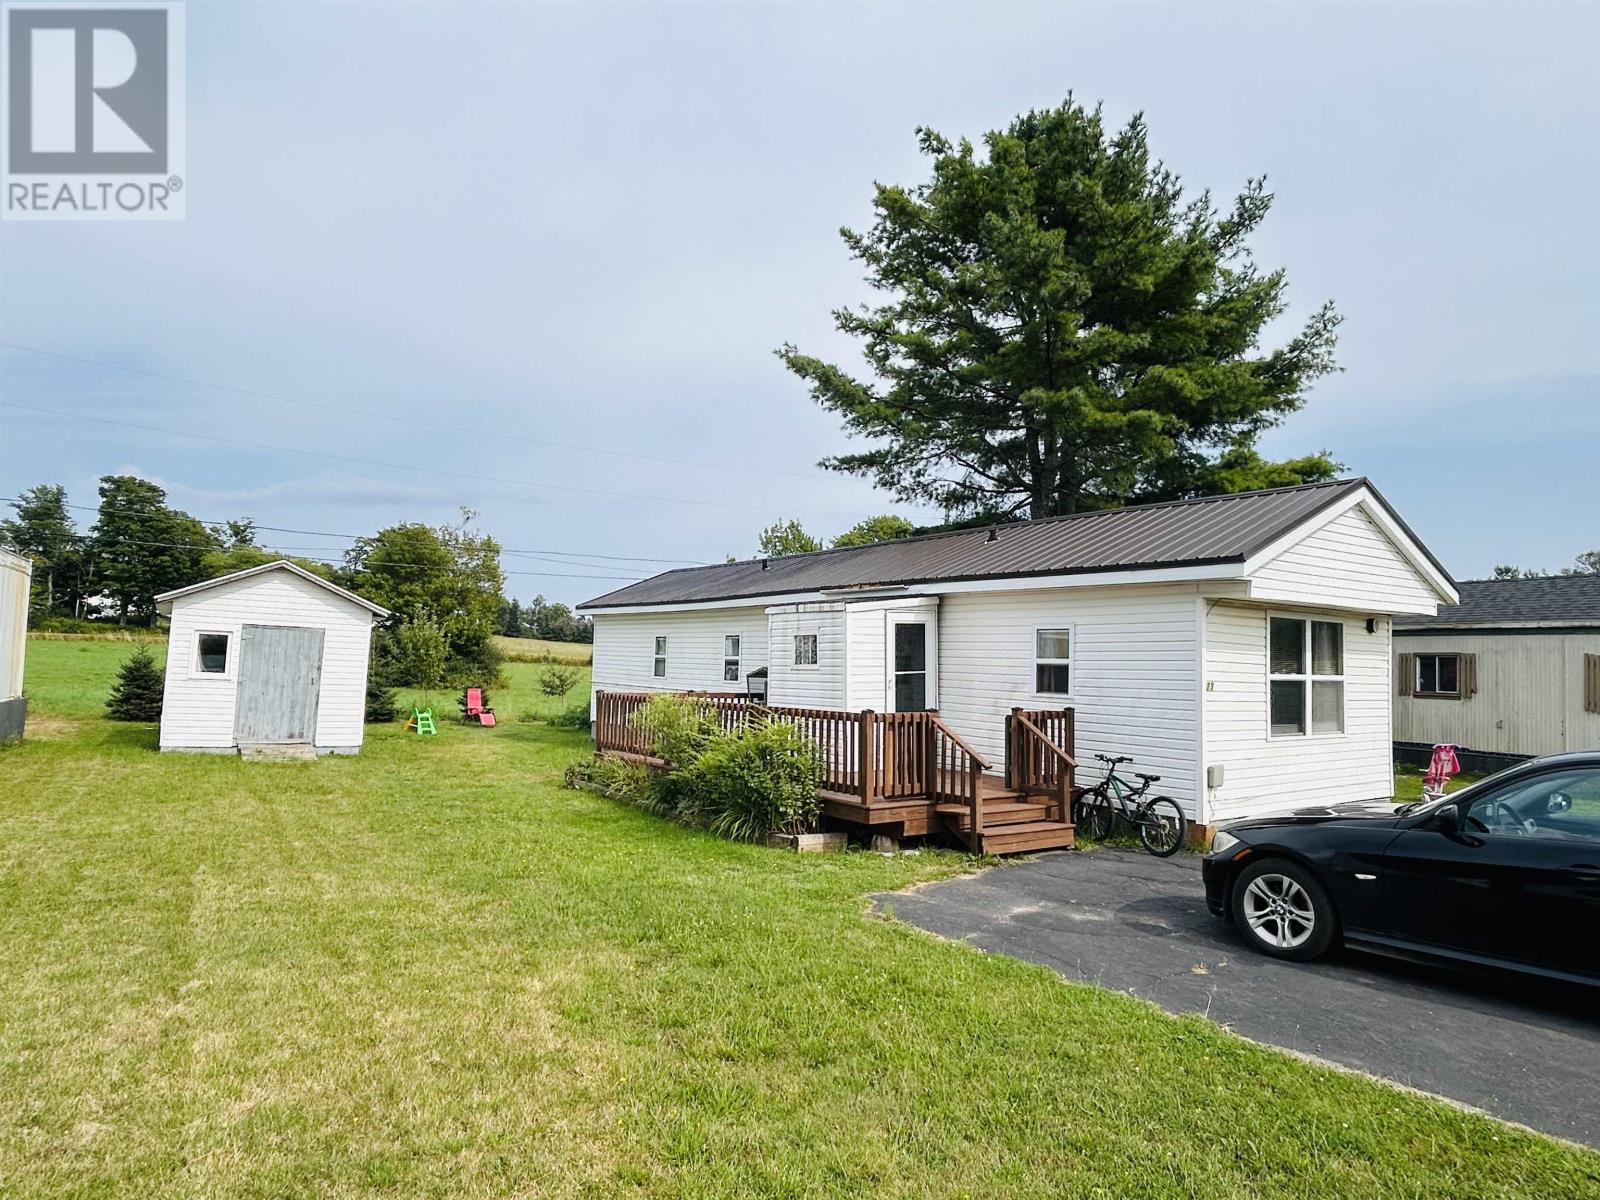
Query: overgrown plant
692 716 824 841
537 666 581 701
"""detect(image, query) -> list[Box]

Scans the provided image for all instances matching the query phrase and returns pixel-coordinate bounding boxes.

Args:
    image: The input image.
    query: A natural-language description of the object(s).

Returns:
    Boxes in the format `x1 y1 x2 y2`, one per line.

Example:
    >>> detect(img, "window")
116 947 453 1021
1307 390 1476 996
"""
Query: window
723 634 742 683
195 631 230 674
893 622 929 711
1268 616 1344 737
652 635 667 678
1465 767 1600 842
1416 653 1461 698
1035 628 1072 695
793 633 818 667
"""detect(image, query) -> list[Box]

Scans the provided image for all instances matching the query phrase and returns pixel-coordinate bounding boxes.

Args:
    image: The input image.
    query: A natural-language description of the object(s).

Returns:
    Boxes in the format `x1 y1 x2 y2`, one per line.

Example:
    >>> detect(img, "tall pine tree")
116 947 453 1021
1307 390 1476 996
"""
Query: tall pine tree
779 98 1342 519
87 476 219 625
0 484 81 619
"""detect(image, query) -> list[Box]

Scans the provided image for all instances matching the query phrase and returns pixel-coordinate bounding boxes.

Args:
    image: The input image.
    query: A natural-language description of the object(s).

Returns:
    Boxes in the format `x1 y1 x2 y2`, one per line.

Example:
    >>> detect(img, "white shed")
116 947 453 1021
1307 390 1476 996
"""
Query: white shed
155 561 389 756
0 548 32 743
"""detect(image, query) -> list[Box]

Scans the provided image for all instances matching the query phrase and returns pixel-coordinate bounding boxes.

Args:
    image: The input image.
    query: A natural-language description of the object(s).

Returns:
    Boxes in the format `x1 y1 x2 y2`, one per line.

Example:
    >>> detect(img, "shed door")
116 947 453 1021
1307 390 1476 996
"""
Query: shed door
235 624 324 744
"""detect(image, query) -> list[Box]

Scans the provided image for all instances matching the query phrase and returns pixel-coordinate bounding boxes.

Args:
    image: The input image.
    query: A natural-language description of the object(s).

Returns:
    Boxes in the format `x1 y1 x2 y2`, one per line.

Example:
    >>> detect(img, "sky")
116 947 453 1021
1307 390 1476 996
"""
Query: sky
1 0 1596 606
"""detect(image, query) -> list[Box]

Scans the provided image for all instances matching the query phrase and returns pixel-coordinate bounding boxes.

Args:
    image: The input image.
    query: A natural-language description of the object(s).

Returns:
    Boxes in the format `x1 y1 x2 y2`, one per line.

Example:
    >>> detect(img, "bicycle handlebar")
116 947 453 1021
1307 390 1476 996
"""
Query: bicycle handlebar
1094 753 1134 765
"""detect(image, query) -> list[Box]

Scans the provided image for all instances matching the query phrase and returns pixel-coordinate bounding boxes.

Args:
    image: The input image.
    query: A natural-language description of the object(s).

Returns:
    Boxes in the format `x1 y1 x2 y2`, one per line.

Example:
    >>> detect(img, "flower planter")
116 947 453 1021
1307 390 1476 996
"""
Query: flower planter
767 831 847 854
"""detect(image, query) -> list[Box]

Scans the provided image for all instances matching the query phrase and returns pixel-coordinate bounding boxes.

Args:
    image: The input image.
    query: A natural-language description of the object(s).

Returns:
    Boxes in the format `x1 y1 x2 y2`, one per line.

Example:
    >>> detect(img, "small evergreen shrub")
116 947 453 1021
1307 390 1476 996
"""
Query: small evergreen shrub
692 718 824 841
105 644 165 721
365 678 399 723
536 666 581 701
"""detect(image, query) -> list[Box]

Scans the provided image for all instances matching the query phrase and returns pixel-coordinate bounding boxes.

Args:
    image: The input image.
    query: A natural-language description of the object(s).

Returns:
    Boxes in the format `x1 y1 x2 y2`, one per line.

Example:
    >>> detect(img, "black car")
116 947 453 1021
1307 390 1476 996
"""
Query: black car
1202 751 1600 984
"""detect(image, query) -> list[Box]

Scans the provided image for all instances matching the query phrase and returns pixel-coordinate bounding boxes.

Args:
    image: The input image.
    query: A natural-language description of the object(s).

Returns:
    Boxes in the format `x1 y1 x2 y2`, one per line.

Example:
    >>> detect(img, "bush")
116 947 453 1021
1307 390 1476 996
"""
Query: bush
395 619 449 689
546 702 592 731
365 677 399 723
106 644 164 721
565 755 655 806
691 718 823 841
537 665 581 700
631 694 723 817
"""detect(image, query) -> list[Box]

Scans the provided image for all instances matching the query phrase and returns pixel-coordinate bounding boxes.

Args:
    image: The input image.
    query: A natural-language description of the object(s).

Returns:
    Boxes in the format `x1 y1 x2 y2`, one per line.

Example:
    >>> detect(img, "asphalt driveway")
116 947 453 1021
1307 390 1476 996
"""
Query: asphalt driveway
876 847 1600 1148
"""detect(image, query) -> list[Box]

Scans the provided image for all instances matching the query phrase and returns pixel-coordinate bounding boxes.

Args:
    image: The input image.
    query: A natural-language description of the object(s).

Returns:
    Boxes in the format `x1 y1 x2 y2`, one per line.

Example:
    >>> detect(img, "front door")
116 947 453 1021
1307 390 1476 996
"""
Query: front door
234 624 324 744
891 619 933 711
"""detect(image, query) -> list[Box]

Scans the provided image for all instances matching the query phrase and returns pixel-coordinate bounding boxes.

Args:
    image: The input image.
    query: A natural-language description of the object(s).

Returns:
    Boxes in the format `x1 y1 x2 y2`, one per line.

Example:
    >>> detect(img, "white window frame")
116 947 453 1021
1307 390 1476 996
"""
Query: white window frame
652 635 668 679
793 632 819 670
1267 613 1346 740
723 634 742 683
190 629 234 680
1415 652 1461 698
1033 625 1074 698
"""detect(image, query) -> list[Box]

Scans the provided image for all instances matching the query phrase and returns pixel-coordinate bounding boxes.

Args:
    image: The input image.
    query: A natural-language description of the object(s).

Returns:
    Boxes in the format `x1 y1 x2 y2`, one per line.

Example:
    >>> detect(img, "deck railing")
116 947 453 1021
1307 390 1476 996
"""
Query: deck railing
592 692 995 825
1006 707 1077 823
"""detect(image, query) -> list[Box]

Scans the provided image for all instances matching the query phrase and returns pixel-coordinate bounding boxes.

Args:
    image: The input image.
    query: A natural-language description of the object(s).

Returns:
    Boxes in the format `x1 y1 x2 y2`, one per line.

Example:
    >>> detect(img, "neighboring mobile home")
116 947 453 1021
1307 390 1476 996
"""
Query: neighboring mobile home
1394 574 1600 768
0 548 31 744
579 479 1456 838
155 561 388 756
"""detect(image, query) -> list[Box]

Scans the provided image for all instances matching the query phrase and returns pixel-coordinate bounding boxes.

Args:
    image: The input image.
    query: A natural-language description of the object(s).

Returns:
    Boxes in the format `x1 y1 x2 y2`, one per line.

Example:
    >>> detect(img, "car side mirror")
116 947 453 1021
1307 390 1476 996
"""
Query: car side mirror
1548 793 1573 814
1431 804 1462 834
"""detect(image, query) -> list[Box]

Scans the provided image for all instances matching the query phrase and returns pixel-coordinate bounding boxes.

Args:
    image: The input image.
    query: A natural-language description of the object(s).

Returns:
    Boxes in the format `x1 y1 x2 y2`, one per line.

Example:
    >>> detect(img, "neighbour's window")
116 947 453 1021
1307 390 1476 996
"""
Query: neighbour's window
723 634 742 682
652 636 667 678
794 633 818 667
1035 628 1072 695
1416 653 1460 698
195 632 230 674
1269 616 1344 737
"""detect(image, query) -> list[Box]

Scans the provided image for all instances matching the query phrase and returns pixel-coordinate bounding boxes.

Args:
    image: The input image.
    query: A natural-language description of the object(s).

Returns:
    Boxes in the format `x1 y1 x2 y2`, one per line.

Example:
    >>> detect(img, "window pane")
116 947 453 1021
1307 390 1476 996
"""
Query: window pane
652 657 666 678
1437 655 1459 695
1312 621 1343 676
197 633 228 673
1036 663 1071 694
1270 680 1306 736
654 636 667 656
725 635 740 657
794 635 817 666
1269 618 1305 675
894 673 927 712
723 661 739 682
894 623 926 672
1312 681 1344 734
1036 629 1070 660
1418 655 1438 694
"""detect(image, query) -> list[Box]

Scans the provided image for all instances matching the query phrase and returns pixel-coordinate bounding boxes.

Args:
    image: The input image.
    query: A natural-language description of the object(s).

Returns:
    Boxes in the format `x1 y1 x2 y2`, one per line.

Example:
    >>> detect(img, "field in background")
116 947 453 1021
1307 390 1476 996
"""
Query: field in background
490 634 592 665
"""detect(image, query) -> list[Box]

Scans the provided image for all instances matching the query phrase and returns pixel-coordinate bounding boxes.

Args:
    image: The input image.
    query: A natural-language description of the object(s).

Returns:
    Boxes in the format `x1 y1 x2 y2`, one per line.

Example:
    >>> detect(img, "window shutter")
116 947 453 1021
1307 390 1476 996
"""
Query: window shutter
1585 654 1600 716
1397 653 1414 697
1458 653 1478 698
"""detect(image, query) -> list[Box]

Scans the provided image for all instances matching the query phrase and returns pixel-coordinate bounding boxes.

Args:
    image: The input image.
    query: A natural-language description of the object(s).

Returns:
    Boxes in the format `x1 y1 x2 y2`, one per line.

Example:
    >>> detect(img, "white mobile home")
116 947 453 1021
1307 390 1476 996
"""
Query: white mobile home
579 479 1456 841
1394 575 1600 767
0 548 31 744
155 561 389 756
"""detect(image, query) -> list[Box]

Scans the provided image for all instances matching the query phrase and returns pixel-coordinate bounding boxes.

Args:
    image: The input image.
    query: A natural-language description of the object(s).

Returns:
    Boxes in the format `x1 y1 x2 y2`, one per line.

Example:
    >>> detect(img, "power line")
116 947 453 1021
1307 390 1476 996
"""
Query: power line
0 495 703 565
0 400 869 519
0 339 835 482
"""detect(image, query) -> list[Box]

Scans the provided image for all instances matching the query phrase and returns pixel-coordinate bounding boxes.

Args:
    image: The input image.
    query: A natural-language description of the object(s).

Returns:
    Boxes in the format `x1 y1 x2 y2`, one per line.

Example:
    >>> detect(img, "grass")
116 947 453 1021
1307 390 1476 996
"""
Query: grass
3 642 1597 1198
491 634 592 665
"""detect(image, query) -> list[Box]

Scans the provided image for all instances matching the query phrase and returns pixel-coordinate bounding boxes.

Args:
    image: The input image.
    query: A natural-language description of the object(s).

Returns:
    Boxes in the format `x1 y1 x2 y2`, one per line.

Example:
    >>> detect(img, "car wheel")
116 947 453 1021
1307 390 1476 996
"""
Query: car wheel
1229 858 1338 962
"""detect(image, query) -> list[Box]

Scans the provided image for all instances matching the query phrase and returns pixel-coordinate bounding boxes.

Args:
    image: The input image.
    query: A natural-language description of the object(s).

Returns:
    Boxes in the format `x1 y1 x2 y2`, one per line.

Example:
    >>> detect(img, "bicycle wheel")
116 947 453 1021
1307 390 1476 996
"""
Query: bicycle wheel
1136 796 1187 858
1074 785 1114 841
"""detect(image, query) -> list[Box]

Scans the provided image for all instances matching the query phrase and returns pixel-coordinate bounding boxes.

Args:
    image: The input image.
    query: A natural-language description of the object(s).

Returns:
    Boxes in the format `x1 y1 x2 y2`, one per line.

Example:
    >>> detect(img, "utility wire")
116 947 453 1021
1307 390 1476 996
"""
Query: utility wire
0 339 836 482
0 400 868 519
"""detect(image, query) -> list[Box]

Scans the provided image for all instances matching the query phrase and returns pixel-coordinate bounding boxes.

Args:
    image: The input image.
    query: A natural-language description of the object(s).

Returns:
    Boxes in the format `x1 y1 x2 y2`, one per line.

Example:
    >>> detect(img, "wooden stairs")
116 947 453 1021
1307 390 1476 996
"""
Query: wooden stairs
936 775 1075 855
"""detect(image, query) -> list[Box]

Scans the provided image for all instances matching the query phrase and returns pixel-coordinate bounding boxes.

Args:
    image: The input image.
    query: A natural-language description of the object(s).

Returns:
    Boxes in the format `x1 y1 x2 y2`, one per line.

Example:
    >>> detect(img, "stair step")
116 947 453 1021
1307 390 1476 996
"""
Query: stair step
978 820 1076 855
936 800 1052 828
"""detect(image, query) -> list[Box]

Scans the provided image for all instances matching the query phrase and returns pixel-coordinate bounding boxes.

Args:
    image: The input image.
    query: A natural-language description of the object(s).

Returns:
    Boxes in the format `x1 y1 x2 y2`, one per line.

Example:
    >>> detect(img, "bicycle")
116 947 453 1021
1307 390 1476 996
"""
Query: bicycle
1073 754 1188 857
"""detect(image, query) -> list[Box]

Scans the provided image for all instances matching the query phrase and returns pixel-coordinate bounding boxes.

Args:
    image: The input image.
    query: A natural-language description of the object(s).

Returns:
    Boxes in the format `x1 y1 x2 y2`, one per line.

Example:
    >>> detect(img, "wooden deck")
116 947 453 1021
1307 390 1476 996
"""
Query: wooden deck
594 692 1078 855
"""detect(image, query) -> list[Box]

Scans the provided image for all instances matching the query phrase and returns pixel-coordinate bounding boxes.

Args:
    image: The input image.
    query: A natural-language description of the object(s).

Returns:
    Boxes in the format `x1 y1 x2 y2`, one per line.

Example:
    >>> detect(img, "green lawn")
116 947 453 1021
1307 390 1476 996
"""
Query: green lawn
3 642 1596 1198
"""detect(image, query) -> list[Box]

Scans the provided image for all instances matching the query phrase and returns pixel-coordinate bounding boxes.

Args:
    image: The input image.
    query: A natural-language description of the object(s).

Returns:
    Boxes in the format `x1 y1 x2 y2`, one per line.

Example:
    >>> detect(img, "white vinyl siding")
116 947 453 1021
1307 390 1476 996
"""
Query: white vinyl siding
1205 603 1392 822
159 570 377 752
591 607 768 701
1394 631 1600 758
765 603 846 708
936 586 1202 816
0 549 31 701
1249 505 1439 614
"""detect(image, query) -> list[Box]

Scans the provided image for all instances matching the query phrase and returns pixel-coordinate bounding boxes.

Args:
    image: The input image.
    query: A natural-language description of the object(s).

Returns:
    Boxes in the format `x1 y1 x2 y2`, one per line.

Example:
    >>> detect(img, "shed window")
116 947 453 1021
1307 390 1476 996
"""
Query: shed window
195 632 230 674
652 636 667 678
1035 628 1072 695
1269 617 1344 737
793 633 818 667
1416 653 1460 697
723 635 742 683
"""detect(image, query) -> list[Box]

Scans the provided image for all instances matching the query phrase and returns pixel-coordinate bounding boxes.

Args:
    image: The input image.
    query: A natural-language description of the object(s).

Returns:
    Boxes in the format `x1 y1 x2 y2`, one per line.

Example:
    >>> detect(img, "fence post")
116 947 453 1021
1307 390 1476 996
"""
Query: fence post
858 710 876 804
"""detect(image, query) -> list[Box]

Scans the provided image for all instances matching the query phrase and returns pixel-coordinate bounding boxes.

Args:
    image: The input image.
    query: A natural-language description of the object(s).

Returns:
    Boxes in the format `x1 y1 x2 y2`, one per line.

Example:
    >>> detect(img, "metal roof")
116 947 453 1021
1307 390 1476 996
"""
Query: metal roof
1397 574 1600 630
581 478 1408 610
155 560 391 617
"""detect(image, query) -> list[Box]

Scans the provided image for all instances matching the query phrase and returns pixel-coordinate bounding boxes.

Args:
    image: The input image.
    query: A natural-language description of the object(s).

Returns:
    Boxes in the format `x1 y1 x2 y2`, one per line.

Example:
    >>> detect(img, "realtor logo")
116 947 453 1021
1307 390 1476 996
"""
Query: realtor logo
2 3 185 219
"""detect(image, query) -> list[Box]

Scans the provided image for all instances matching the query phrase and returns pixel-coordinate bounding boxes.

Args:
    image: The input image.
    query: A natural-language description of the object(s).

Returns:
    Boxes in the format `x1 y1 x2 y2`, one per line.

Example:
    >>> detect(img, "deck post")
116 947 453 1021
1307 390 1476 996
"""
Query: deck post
858 710 876 804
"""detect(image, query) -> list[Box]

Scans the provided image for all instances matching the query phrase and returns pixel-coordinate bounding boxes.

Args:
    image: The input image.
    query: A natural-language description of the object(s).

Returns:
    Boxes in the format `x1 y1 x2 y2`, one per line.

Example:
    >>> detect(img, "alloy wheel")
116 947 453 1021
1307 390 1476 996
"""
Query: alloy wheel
1241 873 1316 950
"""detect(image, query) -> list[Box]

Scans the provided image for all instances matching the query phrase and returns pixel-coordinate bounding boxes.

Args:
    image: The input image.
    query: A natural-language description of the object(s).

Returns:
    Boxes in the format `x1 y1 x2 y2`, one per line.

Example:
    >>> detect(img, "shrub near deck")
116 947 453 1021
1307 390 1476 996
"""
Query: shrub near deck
0 640 1596 1198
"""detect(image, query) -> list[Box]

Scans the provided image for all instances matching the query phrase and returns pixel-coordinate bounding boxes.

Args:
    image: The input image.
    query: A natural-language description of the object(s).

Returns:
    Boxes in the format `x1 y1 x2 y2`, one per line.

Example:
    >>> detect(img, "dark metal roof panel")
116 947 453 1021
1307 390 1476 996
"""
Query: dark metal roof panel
581 479 1375 609
1397 574 1600 629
